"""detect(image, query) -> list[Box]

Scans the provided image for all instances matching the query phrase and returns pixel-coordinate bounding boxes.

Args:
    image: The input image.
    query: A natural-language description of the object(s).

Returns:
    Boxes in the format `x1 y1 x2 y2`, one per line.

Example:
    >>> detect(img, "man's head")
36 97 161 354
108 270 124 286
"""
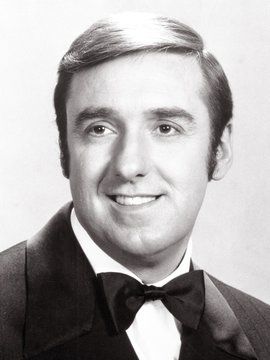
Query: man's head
54 13 233 279
54 13 233 180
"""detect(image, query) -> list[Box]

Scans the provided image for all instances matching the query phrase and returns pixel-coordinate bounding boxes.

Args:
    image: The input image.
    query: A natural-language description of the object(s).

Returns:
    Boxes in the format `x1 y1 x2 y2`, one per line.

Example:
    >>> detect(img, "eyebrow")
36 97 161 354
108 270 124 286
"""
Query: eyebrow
73 106 195 128
74 106 120 128
146 107 195 123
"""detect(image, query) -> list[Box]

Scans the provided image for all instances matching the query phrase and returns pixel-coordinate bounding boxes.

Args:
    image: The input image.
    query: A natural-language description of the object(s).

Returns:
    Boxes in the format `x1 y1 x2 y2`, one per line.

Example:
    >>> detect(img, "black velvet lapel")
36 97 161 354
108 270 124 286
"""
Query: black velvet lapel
179 270 258 360
210 276 270 360
23 203 138 360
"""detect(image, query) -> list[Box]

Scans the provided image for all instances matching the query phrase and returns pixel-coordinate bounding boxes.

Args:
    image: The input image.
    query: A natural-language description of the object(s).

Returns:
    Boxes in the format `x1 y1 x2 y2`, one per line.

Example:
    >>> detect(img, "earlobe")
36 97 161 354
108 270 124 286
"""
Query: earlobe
212 123 233 181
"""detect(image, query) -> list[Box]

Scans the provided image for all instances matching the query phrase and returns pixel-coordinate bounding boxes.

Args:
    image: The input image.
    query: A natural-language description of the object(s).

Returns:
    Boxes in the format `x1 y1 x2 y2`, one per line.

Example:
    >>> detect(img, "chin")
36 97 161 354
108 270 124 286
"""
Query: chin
110 230 180 260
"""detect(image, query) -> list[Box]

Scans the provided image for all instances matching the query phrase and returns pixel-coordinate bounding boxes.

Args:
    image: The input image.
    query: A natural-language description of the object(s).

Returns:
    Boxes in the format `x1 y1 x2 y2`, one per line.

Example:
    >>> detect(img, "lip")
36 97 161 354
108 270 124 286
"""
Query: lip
107 193 161 197
106 194 164 210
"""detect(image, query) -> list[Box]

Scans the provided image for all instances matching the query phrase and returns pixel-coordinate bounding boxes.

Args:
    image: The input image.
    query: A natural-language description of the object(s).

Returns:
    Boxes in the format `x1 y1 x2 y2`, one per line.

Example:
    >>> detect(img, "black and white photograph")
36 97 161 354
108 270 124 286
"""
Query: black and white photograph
1 1 270 359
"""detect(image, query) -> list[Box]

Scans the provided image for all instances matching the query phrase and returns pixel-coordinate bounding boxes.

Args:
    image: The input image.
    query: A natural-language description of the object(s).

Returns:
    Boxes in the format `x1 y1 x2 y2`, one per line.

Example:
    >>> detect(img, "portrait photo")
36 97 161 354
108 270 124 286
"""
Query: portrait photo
1 1 270 359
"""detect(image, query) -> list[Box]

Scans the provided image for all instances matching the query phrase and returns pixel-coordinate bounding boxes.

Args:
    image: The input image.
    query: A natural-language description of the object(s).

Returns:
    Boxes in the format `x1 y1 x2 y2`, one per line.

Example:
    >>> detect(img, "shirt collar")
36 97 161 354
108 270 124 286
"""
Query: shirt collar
71 208 192 286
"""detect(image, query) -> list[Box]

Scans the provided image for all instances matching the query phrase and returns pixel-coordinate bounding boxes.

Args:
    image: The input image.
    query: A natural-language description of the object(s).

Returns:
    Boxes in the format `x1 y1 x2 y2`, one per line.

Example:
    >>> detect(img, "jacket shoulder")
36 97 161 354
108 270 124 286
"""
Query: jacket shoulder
210 275 270 318
0 241 27 295
0 240 26 297
1 240 26 267
0 202 73 358
0 241 27 358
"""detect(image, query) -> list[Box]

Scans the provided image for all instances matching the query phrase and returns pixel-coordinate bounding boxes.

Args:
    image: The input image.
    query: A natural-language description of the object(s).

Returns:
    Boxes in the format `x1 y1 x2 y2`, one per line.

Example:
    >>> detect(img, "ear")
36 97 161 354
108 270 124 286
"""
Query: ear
212 123 233 181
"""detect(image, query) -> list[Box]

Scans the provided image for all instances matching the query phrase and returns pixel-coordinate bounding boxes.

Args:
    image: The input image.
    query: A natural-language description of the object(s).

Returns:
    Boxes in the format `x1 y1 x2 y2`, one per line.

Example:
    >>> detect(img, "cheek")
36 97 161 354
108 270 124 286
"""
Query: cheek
153 140 209 188
70 141 110 174
69 145 109 197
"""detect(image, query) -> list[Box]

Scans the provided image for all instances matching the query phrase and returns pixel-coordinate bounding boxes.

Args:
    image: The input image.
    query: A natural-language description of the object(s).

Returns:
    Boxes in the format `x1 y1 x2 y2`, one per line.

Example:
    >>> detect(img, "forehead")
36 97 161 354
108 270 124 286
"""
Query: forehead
66 52 208 120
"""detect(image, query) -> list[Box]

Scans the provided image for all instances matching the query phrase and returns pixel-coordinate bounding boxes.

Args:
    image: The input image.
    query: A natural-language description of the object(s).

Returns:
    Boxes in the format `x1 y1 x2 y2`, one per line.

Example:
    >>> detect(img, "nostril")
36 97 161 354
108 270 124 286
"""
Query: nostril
115 172 145 180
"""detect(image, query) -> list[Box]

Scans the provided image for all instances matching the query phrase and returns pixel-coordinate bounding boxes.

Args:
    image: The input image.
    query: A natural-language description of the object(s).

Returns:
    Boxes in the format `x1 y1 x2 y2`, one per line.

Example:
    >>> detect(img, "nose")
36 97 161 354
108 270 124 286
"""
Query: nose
111 133 150 182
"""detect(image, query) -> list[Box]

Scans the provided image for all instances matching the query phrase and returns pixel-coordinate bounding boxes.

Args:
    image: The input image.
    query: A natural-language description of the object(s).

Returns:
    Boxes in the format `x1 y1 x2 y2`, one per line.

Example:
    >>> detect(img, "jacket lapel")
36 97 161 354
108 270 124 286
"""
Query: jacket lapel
179 268 258 360
210 275 270 360
23 203 138 360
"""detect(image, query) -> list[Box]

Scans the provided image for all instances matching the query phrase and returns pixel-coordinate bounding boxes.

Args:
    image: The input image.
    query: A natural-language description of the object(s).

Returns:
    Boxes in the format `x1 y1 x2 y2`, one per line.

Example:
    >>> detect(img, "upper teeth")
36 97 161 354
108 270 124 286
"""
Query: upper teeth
115 196 156 206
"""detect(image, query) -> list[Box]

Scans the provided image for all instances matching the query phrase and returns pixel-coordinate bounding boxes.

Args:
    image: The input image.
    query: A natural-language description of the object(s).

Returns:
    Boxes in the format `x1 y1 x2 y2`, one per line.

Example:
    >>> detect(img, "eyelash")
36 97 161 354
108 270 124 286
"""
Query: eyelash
155 124 182 136
85 122 184 138
86 124 115 137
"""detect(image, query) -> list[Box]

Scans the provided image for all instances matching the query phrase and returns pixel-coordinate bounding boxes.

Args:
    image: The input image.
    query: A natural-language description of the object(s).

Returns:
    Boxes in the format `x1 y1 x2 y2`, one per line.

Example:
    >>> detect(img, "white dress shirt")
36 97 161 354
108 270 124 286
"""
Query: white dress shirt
71 209 192 360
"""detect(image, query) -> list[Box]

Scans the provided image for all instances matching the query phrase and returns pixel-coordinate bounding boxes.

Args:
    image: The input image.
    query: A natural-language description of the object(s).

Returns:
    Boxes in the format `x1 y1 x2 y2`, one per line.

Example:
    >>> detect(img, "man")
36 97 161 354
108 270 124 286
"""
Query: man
1 12 270 360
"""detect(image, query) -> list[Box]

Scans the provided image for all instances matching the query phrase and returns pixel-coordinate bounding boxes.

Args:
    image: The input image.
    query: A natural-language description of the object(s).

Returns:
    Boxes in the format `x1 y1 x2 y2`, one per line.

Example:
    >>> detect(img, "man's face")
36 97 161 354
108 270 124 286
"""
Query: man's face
66 53 211 266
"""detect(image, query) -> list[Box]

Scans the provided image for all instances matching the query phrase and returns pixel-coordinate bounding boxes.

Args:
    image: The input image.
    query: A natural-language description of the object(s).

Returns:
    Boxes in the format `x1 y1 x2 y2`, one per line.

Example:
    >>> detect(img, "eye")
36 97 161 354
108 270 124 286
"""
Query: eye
156 124 179 136
87 124 114 137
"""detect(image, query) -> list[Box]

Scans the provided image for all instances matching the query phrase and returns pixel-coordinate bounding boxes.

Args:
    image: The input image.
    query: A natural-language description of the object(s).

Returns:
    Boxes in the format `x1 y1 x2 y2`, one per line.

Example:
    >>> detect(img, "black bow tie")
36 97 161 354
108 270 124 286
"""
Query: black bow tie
97 270 205 334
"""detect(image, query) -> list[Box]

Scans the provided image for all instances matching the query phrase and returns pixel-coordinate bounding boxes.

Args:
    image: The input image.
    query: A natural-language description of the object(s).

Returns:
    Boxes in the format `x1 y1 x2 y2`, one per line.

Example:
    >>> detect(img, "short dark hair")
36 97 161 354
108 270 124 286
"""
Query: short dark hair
54 13 233 179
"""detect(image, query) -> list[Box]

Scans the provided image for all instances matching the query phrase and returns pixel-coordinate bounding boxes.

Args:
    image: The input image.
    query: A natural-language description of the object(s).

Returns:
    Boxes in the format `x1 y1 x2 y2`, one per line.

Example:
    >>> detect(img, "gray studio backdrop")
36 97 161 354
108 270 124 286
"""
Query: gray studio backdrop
1 0 270 303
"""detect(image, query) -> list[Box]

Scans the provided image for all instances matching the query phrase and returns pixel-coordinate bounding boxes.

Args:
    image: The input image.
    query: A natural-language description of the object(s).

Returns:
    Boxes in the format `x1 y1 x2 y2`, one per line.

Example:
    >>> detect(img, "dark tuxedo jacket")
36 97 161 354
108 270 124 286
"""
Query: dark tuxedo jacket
1 203 270 360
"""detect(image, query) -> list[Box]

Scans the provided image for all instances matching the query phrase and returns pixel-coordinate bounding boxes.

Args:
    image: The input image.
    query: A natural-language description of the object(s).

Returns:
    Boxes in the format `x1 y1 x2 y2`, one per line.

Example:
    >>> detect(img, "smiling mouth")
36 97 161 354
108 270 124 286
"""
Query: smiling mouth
108 195 161 206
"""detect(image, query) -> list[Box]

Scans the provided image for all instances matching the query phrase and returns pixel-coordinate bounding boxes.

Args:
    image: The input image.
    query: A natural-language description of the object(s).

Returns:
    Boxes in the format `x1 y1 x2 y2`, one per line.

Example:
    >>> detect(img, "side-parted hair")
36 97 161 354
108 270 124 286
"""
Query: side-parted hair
54 13 233 179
